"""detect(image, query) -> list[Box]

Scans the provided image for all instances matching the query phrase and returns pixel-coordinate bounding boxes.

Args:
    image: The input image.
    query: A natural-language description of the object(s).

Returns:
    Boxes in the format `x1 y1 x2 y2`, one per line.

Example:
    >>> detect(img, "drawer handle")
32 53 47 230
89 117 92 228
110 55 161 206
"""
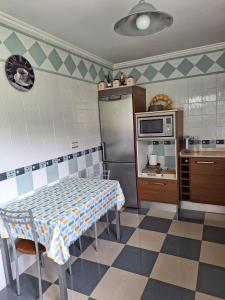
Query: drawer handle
195 161 216 164
152 182 166 186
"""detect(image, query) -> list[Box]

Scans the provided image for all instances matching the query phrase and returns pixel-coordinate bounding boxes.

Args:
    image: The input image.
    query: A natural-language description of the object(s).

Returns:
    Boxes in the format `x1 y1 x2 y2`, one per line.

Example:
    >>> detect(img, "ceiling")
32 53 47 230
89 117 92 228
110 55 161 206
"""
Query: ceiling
0 0 224 63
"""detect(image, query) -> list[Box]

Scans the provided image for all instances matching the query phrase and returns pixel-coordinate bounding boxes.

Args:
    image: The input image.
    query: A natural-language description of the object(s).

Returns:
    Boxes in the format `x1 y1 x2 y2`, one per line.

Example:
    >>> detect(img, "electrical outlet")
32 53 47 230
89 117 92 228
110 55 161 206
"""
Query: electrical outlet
71 141 79 149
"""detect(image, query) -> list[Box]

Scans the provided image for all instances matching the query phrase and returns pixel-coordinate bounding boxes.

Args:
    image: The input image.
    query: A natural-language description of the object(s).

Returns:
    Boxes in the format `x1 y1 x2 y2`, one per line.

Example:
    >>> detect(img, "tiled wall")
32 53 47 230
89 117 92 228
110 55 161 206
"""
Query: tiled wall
147 139 225 171
0 64 102 172
144 73 225 139
0 147 102 206
0 22 107 291
0 23 105 207
114 47 225 140
149 141 176 169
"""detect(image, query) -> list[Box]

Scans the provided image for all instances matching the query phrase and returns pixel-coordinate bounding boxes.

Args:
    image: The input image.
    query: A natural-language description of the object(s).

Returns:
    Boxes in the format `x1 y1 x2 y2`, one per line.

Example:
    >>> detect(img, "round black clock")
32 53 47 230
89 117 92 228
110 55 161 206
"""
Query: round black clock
5 55 35 91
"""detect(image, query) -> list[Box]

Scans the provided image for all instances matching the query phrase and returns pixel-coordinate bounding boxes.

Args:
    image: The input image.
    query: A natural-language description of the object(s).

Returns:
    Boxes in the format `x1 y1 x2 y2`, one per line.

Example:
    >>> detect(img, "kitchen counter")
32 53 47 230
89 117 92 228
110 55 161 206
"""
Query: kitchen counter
180 149 225 158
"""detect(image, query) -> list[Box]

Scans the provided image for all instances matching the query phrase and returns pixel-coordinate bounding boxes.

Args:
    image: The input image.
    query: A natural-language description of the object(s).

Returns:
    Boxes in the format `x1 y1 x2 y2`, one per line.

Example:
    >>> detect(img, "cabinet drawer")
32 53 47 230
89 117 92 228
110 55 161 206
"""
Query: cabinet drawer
191 157 225 176
190 174 225 206
137 178 178 204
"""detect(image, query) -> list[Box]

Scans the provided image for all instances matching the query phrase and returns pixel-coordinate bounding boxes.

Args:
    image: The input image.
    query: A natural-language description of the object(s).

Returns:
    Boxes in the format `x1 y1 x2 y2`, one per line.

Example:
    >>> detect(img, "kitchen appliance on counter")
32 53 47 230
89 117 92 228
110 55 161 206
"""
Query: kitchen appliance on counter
98 86 146 207
183 136 193 153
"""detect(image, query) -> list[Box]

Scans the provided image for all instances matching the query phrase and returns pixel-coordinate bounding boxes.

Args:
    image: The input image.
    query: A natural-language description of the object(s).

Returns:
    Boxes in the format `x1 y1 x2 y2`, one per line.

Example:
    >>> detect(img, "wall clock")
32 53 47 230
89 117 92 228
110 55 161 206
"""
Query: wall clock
5 55 35 91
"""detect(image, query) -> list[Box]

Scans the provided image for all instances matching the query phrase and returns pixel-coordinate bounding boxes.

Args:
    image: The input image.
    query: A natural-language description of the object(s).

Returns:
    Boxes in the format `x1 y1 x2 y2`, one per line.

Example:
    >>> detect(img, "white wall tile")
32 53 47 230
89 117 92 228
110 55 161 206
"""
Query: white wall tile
58 161 69 179
202 102 216 115
0 177 18 206
203 88 217 102
217 101 225 114
32 168 47 190
144 72 225 139
0 63 99 173
77 156 86 171
202 74 217 89
93 151 100 164
217 114 225 127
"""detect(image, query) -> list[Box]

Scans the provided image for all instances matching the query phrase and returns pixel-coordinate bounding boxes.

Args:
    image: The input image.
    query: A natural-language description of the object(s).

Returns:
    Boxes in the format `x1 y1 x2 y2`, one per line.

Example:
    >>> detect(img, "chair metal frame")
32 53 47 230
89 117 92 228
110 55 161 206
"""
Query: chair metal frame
86 169 111 249
0 208 43 299
96 170 111 236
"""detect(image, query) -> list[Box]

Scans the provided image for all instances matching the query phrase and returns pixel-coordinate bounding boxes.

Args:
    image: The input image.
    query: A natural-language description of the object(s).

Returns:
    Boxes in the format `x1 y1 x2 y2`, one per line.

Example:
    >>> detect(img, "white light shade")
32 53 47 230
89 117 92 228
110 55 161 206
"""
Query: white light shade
136 14 151 30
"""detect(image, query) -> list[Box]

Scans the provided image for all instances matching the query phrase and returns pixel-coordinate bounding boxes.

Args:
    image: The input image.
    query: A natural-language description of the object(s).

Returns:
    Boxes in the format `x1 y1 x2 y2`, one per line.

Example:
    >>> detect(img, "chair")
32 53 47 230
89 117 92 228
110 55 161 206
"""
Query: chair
94 170 111 236
0 208 72 299
0 208 44 299
85 169 111 250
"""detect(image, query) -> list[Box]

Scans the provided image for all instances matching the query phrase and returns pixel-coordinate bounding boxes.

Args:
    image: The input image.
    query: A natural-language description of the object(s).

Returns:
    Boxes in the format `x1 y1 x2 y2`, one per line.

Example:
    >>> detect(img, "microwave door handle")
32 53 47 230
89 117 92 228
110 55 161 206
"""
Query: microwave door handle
137 119 141 137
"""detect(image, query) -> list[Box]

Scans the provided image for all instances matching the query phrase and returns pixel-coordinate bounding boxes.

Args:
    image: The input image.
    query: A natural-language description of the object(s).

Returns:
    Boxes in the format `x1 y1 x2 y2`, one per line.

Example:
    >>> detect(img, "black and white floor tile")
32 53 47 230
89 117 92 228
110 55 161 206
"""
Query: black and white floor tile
1 208 225 300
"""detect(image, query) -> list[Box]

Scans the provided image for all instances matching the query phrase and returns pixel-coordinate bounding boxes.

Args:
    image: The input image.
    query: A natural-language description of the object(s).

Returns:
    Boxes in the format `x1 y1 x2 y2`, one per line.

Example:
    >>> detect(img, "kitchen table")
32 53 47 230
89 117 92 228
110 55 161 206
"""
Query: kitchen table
0 177 125 300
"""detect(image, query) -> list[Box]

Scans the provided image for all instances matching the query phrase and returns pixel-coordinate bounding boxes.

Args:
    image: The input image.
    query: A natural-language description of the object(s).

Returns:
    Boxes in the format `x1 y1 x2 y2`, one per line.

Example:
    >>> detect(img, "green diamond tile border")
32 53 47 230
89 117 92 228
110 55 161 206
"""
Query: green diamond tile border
114 49 225 84
99 68 105 81
4 32 26 55
114 70 121 80
216 52 225 69
89 64 97 80
64 54 76 75
177 58 194 76
129 68 142 81
196 55 214 73
143 65 158 81
29 42 47 66
1 24 225 85
0 25 112 84
48 49 63 71
78 60 88 78
160 62 175 78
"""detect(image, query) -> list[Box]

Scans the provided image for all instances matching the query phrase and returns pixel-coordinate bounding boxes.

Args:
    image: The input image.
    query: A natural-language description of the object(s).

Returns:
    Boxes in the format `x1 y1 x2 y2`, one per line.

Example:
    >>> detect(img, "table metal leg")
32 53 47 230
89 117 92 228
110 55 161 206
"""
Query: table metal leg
94 222 98 251
115 209 121 241
1 238 13 288
57 264 68 300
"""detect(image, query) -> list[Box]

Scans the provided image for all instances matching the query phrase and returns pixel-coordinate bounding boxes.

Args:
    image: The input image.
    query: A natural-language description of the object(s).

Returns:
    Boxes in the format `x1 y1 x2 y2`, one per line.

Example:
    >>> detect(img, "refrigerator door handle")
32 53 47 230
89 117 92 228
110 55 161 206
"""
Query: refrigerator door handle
101 141 106 161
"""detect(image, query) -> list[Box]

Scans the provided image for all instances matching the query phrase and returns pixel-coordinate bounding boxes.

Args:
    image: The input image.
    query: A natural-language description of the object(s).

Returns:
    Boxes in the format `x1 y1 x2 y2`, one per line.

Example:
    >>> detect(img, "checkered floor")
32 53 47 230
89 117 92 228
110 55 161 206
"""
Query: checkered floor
1 208 225 300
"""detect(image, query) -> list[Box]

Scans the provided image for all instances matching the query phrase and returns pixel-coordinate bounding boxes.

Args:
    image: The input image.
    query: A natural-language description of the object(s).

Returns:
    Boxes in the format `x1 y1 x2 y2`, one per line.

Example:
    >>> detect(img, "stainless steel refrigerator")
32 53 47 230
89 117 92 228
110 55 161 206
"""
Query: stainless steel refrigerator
99 94 138 207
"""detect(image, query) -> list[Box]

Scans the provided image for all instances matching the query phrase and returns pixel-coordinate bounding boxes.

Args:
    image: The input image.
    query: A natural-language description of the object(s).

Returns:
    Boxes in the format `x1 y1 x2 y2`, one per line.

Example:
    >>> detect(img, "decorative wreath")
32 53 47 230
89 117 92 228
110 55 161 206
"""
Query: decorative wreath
149 94 173 110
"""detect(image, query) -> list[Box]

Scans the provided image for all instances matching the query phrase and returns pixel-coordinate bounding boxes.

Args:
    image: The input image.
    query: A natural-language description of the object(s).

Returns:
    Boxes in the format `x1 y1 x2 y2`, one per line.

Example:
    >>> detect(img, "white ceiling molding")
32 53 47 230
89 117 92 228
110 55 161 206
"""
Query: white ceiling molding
113 42 225 70
0 11 224 72
0 11 113 69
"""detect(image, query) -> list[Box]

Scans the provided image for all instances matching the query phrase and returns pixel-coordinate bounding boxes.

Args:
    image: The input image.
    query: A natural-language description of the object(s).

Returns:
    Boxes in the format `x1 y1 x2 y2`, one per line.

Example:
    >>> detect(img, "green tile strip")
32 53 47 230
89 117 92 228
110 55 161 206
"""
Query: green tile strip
114 49 225 84
29 41 47 66
0 25 112 83
1 146 102 182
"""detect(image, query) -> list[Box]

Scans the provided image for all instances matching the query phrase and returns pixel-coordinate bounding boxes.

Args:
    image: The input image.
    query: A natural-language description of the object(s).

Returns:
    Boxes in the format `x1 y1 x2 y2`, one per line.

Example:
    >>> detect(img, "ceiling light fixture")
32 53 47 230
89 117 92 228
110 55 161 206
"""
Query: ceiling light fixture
114 0 173 36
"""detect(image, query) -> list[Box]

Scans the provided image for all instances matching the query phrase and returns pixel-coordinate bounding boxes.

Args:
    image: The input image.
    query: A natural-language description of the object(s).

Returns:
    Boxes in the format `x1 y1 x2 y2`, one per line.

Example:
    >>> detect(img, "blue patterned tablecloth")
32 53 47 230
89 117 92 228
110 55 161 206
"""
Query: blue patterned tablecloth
0 177 125 265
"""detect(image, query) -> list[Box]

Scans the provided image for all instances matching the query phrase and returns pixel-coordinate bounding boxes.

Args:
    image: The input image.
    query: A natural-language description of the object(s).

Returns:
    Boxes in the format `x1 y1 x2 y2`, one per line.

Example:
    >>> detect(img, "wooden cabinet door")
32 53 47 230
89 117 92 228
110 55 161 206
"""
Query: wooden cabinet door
190 157 225 205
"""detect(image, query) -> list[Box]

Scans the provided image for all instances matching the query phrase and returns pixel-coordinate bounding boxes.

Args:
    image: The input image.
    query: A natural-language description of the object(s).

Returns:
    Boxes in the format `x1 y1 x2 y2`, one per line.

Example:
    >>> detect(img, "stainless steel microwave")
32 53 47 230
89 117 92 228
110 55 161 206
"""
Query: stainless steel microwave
137 114 174 138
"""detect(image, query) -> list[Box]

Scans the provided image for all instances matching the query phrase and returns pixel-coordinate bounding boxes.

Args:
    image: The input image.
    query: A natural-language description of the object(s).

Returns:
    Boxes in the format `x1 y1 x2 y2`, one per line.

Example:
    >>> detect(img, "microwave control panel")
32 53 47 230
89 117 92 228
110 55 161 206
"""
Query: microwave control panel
165 117 173 136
